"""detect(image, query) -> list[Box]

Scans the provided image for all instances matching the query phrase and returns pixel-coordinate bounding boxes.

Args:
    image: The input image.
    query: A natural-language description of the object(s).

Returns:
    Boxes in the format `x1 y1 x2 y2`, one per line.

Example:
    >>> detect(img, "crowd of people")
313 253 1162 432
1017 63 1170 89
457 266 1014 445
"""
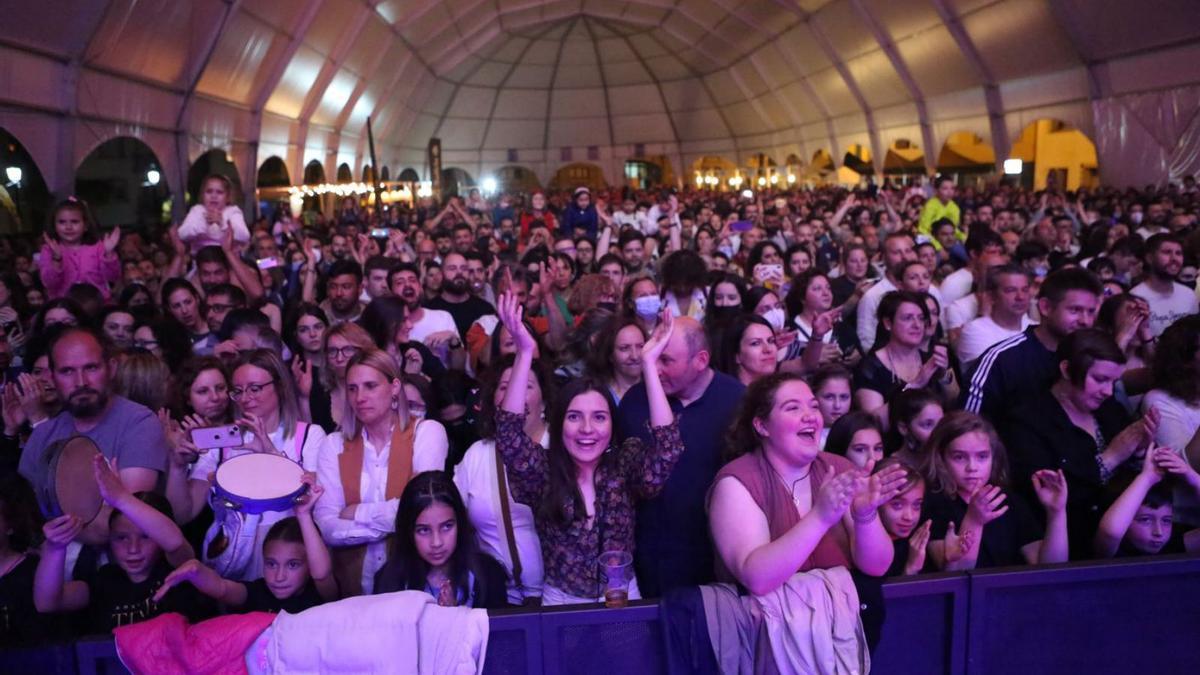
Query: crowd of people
1 170 1199 649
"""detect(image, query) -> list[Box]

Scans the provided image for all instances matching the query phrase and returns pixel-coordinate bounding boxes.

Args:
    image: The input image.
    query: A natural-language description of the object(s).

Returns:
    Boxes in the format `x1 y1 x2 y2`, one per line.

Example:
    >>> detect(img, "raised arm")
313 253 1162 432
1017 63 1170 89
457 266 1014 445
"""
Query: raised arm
846 461 908 576
494 290 551 505
33 515 89 613
1030 469 1069 564
95 455 194 567
296 475 339 600
222 227 265 302
1094 449 1165 558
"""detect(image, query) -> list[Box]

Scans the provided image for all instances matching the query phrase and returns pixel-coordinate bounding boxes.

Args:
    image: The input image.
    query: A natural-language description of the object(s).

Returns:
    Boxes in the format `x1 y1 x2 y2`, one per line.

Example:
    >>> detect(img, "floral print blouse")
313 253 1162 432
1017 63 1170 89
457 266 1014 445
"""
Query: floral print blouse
495 410 685 598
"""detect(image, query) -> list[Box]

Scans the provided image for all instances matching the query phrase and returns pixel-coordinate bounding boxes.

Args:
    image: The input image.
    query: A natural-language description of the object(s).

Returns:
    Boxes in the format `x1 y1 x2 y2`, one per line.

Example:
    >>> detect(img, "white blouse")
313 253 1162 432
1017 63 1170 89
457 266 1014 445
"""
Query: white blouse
314 420 449 594
190 422 327 580
454 434 548 604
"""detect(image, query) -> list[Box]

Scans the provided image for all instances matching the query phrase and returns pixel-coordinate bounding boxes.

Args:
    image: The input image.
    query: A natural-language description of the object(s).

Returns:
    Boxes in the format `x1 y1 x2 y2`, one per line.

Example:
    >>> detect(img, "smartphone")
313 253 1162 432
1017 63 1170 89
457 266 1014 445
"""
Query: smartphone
370 228 390 238
190 424 242 450
256 257 280 270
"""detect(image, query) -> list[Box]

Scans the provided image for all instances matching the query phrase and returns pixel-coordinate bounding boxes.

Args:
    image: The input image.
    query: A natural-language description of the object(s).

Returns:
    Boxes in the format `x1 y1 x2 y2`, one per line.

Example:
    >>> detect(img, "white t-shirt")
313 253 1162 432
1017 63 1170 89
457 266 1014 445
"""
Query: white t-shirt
939 267 974 307
455 435 547 603
408 307 459 365
1131 282 1199 337
944 294 979 331
314 420 449 595
1142 389 1200 524
191 421 328 580
956 315 1033 367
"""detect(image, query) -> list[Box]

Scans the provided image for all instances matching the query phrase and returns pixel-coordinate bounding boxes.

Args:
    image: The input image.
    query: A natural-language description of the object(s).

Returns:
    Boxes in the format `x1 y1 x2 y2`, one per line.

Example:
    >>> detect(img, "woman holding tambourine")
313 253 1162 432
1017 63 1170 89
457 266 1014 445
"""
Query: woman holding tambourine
314 349 449 596
174 349 327 581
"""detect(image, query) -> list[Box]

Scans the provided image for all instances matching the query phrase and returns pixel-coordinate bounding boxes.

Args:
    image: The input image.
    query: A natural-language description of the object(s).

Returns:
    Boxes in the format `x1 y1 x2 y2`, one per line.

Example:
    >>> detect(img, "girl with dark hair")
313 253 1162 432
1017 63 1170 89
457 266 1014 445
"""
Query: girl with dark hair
873 457 932 577
825 411 886 469
886 387 944 459
744 240 784 283
152 476 337 613
812 365 853 449
495 291 683 605
923 411 1069 570
660 250 709 320
375 471 508 608
39 198 121 301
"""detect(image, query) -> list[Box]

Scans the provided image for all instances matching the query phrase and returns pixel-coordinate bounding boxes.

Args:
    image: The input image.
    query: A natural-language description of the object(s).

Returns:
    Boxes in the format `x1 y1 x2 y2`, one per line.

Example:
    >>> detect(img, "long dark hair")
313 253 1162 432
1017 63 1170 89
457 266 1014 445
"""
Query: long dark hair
824 411 883 459
1152 315 1200 404
585 315 645 383
387 471 489 604
715 314 774 378
871 290 930 352
477 354 553 440
543 377 620 526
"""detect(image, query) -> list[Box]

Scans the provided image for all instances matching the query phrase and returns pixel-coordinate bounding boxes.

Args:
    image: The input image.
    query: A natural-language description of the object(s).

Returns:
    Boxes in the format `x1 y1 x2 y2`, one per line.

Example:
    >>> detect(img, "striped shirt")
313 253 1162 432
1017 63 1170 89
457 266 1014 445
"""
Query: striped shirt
961 326 1057 422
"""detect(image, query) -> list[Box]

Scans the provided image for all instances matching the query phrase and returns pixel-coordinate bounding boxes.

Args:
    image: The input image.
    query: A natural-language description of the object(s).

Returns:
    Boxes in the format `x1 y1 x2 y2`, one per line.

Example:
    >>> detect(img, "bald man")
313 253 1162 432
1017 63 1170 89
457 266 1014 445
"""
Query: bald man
617 316 745 597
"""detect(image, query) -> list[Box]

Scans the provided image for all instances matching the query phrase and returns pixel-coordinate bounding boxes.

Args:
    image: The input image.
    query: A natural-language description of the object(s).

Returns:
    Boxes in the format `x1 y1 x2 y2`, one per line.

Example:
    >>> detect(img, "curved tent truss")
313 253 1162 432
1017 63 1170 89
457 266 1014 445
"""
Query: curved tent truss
0 0 1197 215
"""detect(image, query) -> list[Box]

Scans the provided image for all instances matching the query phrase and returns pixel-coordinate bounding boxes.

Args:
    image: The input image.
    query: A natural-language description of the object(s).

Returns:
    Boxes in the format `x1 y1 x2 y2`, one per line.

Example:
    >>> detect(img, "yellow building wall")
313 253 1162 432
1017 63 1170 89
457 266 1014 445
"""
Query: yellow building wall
1011 120 1098 191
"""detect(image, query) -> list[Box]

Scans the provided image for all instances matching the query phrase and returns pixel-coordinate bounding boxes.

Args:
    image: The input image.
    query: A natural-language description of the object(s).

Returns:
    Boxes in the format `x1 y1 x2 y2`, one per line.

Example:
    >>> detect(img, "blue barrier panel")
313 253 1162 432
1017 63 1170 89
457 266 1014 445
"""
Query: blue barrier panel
485 608 544 675
965 555 1200 675
876 574 969 675
73 637 122 675
0 641 76 675
538 601 663 675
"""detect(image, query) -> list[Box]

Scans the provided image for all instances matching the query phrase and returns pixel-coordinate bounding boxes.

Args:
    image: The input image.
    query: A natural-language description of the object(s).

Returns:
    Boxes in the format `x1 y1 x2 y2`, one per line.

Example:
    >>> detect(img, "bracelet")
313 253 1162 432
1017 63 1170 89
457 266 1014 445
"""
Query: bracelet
851 508 879 525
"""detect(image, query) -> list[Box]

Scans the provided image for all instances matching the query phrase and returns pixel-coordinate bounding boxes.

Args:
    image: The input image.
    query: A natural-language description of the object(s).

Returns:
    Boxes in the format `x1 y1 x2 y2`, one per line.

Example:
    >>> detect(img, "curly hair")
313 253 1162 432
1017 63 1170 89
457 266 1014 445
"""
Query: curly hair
922 411 1009 498
1151 315 1200 404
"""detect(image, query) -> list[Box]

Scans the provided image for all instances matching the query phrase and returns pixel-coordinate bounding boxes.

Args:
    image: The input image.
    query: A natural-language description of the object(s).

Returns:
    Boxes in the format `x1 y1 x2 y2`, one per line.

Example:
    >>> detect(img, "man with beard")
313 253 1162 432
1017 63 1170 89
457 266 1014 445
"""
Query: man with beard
390 262 459 364
19 327 167 543
425 252 495 339
319 260 366 325
1132 234 1198 337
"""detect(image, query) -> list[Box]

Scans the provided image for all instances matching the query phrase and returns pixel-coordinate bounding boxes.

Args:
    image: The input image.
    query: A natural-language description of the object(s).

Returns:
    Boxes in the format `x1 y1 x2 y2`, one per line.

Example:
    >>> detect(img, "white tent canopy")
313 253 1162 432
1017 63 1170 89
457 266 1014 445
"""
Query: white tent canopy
1 0 1199 201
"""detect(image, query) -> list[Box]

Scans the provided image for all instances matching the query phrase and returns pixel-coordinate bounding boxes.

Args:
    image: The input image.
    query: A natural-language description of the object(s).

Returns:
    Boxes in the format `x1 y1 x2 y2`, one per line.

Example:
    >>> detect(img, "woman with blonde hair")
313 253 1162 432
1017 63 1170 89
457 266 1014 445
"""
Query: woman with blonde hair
183 349 328 580
315 349 450 596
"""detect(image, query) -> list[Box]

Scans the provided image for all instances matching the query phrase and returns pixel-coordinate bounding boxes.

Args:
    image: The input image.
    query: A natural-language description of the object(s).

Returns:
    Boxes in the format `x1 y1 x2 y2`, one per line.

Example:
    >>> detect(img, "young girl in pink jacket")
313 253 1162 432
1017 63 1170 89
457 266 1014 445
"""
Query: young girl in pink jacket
38 198 121 301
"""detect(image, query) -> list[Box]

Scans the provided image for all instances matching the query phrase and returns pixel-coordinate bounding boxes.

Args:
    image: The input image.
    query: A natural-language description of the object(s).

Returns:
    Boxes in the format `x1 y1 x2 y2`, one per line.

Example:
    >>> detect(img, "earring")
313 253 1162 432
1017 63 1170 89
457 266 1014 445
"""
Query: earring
391 396 400 411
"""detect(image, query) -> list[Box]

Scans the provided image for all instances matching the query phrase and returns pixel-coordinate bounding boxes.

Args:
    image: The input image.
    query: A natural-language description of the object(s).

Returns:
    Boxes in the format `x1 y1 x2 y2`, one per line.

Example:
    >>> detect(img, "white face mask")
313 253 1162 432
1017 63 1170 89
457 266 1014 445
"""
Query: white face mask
762 307 786 331
634 295 662 318
1130 212 1144 225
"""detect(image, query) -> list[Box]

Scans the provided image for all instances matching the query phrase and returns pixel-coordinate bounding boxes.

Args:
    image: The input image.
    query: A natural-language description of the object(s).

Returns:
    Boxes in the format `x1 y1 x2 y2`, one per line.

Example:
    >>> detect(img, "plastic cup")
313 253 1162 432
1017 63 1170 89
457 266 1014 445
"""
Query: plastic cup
598 550 633 608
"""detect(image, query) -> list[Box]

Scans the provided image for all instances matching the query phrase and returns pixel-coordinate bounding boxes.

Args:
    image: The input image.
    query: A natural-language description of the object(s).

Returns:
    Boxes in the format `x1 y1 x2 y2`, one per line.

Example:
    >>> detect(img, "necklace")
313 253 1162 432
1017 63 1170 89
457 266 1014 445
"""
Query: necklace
766 458 813 508
883 345 919 383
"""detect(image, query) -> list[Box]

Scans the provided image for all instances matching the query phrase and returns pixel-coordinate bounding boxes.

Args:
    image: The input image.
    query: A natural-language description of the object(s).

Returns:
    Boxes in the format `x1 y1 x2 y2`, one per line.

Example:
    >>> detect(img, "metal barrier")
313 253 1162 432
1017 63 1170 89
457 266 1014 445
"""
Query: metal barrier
2 556 1197 675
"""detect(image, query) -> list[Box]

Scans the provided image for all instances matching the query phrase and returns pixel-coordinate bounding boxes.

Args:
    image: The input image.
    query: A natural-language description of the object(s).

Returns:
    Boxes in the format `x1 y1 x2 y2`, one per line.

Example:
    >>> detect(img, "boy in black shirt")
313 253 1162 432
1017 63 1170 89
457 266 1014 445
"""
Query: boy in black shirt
34 456 208 632
1094 447 1200 558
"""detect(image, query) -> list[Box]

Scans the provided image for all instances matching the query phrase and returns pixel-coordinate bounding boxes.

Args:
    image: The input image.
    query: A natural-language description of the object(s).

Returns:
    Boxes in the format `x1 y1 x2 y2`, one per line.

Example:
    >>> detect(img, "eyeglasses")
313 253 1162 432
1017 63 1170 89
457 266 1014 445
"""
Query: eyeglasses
326 345 360 360
207 302 236 314
229 380 275 401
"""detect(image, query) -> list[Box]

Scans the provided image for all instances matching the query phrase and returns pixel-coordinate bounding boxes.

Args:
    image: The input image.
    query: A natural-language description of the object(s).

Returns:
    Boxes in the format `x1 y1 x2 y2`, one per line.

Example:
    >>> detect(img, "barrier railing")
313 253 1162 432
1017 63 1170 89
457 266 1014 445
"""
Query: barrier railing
3 555 1197 675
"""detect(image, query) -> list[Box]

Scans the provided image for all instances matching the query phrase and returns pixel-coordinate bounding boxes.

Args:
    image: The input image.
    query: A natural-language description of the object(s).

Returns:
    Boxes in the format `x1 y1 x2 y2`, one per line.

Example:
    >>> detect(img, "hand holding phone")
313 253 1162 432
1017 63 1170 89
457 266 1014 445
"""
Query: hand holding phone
190 424 242 451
